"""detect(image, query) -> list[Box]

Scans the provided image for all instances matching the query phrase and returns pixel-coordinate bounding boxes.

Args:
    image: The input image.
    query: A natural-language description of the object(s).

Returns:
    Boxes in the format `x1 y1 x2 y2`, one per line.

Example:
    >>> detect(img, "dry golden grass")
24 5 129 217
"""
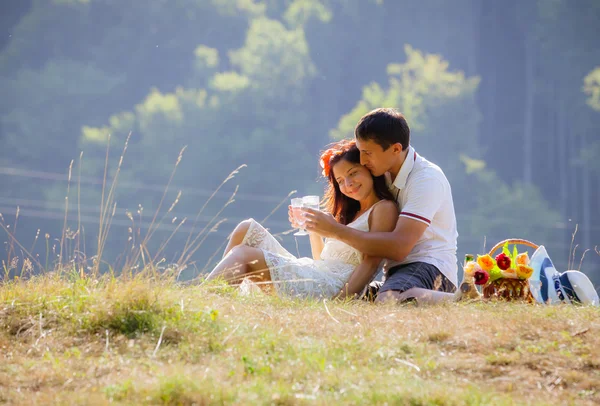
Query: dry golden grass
1 274 599 405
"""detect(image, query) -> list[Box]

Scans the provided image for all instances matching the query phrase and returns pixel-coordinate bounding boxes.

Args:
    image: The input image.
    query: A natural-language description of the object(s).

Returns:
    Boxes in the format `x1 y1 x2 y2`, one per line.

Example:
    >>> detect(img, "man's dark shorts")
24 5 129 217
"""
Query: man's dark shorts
363 262 456 301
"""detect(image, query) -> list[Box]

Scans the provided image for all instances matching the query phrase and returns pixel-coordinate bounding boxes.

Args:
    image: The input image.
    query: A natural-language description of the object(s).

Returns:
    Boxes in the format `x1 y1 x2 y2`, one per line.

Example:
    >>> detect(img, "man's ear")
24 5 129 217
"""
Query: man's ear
392 143 404 154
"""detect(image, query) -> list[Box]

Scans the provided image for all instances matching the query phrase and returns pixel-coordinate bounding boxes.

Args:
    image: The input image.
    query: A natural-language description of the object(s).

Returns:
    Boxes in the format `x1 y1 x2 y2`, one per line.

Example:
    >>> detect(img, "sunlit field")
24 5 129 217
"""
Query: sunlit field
1 272 599 405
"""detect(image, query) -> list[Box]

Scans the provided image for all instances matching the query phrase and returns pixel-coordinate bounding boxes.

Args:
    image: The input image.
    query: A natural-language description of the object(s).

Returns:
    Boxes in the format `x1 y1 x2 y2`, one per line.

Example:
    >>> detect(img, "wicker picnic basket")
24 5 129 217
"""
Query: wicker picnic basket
482 239 538 302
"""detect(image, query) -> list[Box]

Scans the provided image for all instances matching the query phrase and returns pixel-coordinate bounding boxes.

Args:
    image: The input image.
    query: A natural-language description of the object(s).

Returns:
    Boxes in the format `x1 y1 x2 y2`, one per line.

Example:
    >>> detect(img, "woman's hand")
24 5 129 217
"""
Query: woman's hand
302 208 340 238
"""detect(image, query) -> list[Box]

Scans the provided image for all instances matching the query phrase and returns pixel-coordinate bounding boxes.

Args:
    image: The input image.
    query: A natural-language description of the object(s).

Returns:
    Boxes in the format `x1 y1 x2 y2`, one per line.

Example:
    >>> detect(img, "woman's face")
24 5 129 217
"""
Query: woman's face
331 159 374 201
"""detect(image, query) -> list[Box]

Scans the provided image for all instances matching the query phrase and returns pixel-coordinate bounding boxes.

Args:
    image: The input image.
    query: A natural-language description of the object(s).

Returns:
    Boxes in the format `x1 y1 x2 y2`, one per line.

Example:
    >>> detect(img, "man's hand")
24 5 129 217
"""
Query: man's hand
302 208 340 238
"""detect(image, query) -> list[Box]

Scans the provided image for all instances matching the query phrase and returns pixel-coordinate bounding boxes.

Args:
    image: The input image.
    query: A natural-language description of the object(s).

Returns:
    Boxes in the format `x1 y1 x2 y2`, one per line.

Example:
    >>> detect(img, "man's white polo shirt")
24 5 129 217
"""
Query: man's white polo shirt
385 146 458 287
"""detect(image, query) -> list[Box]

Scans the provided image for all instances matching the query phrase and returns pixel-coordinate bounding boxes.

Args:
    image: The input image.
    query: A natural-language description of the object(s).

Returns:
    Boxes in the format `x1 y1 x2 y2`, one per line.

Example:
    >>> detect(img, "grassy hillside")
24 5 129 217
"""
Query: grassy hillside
1 274 599 405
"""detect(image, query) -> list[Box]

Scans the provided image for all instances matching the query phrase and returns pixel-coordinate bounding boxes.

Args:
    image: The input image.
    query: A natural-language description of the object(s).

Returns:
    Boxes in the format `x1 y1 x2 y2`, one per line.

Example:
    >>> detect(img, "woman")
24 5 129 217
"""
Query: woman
204 139 399 299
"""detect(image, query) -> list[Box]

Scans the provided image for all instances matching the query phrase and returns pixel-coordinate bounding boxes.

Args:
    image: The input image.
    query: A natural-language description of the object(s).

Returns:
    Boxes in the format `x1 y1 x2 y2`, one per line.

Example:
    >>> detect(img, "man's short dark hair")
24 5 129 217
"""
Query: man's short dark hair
354 108 410 151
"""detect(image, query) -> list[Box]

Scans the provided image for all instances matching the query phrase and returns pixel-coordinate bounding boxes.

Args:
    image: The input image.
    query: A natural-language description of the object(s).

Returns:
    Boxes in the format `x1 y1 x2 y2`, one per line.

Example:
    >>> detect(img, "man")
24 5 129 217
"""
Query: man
303 108 458 303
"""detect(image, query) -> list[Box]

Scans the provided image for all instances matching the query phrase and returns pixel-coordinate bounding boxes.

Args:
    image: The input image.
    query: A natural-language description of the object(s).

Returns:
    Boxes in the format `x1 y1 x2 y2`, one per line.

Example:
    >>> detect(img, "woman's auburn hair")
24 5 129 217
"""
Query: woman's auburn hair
320 140 396 225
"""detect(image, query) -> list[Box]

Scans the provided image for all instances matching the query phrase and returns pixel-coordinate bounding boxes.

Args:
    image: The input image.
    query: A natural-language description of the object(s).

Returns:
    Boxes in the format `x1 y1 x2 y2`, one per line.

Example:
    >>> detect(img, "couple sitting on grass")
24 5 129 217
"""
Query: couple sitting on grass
204 108 458 304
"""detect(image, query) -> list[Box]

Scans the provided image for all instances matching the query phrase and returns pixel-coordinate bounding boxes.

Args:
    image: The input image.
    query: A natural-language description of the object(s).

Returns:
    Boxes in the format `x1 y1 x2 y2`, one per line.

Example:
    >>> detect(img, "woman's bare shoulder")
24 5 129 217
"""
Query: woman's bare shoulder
373 199 399 216
369 200 399 231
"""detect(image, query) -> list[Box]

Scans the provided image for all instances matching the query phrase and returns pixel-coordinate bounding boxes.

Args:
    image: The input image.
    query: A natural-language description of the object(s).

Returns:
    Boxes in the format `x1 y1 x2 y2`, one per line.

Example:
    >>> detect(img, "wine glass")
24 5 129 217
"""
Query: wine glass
302 195 320 212
291 197 308 236
302 195 320 230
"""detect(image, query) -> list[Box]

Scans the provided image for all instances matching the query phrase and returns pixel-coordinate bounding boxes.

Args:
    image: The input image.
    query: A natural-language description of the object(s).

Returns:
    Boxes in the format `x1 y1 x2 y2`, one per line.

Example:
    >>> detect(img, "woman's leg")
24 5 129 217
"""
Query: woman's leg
204 245 272 290
222 219 253 258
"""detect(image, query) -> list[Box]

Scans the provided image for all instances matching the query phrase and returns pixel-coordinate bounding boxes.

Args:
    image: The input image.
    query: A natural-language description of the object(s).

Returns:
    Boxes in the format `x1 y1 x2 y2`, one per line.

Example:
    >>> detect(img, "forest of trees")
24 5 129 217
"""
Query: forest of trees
1 0 599 283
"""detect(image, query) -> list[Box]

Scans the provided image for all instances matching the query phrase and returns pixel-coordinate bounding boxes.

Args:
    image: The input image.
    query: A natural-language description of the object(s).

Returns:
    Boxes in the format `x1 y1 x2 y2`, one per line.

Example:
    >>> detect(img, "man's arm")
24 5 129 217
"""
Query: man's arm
302 206 428 263
303 171 444 262
327 216 427 263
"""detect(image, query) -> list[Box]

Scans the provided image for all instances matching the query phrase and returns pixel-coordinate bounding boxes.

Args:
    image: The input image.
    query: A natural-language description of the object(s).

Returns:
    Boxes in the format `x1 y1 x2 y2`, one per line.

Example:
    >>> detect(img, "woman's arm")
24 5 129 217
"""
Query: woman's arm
308 232 325 260
336 255 383 299
335 200 399 299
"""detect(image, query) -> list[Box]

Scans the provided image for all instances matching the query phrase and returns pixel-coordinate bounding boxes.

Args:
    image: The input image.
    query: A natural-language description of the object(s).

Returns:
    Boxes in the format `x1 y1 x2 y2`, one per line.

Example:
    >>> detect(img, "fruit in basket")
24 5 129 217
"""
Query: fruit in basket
495 253 511 270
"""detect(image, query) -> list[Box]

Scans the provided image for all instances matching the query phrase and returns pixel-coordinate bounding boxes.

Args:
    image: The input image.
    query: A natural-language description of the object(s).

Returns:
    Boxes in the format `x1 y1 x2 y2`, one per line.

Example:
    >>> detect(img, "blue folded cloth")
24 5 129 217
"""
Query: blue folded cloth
529 246 599 306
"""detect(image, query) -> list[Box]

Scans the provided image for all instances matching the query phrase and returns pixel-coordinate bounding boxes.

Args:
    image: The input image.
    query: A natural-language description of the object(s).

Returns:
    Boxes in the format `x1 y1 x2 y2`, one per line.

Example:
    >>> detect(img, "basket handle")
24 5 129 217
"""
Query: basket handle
488 239 539 257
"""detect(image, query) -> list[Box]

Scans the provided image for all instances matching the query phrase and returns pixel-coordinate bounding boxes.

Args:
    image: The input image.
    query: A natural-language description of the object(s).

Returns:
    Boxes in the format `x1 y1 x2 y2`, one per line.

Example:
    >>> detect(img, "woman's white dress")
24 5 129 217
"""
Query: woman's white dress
240 204 379 299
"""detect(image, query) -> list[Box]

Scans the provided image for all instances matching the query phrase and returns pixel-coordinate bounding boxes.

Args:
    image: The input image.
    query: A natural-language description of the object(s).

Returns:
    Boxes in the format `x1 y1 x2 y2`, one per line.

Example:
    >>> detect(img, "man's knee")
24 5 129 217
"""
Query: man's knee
399 287 420 300
375 290 401 304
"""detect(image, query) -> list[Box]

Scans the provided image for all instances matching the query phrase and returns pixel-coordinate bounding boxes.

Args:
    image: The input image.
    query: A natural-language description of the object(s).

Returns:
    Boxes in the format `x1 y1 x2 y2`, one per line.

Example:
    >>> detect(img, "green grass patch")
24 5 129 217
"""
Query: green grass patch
1 274 599 405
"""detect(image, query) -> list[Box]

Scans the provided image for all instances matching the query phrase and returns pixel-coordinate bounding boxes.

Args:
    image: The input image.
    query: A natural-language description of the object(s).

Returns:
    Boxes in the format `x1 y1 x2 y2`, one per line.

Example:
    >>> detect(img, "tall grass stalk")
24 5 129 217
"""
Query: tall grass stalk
4 207 19 267
124 147 186 273
76 151 83 261
94 132 131 277
0 220 43 272
96 134 111 275
151 216 186 265
568 224 578 270
177 164 246 265
178 186 239 268
260 189 296 224
139 147 187 247
58 159 74 269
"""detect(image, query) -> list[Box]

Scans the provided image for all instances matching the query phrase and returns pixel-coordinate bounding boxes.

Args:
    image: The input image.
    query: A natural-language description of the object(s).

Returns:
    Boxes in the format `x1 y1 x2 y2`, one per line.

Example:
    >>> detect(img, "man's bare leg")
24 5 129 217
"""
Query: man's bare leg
375 288 455 305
